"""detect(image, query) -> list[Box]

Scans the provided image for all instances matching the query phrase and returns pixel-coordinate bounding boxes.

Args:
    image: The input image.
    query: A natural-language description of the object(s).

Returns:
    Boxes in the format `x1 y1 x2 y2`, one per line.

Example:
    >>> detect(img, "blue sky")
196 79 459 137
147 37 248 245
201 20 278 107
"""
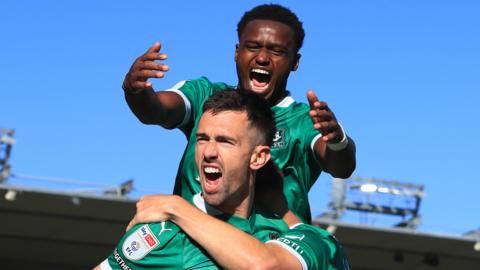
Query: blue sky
1 1 479 235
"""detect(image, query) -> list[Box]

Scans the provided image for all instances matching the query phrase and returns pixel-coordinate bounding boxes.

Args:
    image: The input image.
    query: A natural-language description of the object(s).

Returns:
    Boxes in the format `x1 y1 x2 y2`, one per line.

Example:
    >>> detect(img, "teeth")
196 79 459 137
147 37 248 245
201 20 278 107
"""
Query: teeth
251 68 270 75
204 167 220 174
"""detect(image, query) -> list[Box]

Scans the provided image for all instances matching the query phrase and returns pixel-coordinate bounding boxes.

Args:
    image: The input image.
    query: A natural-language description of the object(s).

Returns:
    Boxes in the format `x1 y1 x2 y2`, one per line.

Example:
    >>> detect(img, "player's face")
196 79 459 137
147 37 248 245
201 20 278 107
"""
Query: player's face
235 19 299 101
195 110 259 212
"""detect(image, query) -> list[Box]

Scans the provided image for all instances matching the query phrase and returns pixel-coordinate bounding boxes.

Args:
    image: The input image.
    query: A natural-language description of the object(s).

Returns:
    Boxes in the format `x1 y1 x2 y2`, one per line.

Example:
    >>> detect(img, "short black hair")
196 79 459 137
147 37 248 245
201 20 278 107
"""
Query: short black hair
203 89 276 146
237 4 305 52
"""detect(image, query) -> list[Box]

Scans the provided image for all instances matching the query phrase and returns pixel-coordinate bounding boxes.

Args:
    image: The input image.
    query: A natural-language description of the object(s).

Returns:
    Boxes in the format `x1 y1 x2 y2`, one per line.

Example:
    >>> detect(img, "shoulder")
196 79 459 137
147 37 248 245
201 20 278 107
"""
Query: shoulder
102 222 185 269
269 224 350 270
174 76 230 91
273 99 312 125
290 102 312 120
251 208 290 242
284 224 339 252
171 77 231 111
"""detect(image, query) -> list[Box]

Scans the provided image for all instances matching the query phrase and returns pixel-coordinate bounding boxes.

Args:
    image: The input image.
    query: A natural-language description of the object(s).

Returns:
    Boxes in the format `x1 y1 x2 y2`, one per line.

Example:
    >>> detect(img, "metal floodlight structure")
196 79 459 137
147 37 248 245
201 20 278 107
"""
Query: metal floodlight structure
322 176 425 229
0 129 15 183
103 179 135 197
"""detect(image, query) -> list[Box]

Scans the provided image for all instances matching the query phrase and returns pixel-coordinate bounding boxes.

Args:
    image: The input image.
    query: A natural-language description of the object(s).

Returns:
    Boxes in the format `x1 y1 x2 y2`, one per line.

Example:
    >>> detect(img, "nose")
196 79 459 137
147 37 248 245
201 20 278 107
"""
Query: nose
255 48 270 66
203 141 218 162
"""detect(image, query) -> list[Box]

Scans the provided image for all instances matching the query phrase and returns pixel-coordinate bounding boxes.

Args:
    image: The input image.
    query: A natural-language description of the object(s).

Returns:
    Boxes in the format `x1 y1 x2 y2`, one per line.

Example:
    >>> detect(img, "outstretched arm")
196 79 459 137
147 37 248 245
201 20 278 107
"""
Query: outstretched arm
307 90 356 178
122 42 185 129
127 195 303 270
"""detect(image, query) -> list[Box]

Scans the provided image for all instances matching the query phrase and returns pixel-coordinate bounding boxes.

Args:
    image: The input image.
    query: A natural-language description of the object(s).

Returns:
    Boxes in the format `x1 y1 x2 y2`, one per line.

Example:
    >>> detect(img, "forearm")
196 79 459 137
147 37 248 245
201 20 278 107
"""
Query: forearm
125 87 162 123
316 136 356 179
169 198 276 270
125 89 184 128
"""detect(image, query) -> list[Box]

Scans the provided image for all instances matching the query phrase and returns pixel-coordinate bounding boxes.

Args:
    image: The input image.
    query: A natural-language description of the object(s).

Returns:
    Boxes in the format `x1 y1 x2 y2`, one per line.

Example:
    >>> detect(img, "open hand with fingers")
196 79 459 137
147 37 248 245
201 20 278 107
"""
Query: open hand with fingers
122 42 170 94
307 90 344 144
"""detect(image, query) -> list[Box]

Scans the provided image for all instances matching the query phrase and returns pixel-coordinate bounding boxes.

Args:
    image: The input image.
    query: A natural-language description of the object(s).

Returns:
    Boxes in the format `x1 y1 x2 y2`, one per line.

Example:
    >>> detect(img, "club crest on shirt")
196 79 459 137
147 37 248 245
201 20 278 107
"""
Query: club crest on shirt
123 224 159 260
272 128 286 149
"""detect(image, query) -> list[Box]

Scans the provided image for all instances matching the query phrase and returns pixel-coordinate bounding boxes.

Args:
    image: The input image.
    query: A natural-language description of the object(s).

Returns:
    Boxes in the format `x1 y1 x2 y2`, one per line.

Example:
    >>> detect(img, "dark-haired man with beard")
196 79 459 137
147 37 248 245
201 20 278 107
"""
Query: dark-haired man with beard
95 90 349 270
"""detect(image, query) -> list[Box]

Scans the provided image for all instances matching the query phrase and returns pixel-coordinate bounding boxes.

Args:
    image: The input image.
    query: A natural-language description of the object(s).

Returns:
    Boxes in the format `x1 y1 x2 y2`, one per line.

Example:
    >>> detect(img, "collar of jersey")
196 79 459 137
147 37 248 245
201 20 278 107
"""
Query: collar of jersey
271 95 296 118
274 95 295 108
193 193 256 233
193 193 223 215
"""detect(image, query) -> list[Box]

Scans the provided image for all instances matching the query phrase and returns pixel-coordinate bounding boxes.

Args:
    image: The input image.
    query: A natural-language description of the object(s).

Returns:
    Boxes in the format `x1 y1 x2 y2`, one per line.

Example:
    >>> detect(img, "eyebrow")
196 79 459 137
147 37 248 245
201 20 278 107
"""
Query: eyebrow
216 135 236 143
196 132 208 139
196 132 237 144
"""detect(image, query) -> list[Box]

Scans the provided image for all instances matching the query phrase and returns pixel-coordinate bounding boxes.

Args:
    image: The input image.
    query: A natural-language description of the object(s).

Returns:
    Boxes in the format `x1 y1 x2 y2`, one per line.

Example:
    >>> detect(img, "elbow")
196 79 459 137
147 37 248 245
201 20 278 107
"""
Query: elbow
138 115 175 129
330 150 356 179
337 159 357 179
138 116 155 125
137 114 176 129
345 158 357 178
132 110 157 125
333 162 356 179
333 171 353 179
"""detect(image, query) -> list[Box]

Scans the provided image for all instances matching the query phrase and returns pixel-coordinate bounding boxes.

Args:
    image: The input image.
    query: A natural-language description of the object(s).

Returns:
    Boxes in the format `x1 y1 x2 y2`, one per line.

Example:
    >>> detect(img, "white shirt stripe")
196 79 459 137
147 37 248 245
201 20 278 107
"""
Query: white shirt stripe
166 80 191 128
100 259 113 270
274 95 295 108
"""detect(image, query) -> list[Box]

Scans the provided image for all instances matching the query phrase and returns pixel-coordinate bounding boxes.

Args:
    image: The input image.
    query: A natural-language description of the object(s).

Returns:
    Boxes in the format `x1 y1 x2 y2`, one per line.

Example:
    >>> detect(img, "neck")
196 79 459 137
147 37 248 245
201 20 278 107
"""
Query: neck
267 89 288 106
217 174 256 219
283 210 302 227
217 194 254 219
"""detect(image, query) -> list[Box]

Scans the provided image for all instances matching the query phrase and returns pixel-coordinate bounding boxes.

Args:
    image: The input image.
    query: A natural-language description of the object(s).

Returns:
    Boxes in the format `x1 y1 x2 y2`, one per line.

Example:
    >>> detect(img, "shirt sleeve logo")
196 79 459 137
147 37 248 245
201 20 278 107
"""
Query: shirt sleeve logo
158 221 173 237
122 224 160 260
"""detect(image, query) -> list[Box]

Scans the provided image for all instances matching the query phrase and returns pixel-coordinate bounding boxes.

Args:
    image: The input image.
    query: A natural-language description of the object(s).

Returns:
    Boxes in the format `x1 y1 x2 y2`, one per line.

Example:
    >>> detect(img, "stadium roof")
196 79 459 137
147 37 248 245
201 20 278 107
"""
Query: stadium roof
1 184 479 270
314 217 480 270
0 184 135 269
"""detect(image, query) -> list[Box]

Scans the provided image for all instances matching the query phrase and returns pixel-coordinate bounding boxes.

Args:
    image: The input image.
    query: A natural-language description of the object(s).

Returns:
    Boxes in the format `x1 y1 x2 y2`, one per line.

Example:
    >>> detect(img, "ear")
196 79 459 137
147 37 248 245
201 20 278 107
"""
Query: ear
250 145 271 171
291 53 301 71
234 44 239 62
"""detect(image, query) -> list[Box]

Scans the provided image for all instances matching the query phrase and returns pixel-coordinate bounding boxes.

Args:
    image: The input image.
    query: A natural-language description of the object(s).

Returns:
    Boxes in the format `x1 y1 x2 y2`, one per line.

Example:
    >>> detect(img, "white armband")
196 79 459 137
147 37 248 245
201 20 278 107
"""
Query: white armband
327 123 349 151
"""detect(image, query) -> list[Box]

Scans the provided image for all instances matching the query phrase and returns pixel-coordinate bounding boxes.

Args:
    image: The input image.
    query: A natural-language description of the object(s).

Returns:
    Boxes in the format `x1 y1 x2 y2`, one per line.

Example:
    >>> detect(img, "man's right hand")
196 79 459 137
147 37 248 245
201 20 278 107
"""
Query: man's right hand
122 42 169 93
126 194 185 231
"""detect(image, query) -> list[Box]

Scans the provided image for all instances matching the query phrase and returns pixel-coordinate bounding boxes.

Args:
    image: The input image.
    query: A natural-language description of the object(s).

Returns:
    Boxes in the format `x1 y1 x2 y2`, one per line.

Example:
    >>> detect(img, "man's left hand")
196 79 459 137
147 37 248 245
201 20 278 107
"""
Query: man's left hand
307 90 344 143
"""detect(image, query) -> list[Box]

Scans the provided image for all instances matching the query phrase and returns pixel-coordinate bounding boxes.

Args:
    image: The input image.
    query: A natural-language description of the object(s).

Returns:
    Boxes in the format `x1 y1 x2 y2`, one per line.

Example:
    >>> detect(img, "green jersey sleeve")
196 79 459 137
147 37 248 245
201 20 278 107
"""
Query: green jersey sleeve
99 222 183 270
267 224 350 270
167 77 230 136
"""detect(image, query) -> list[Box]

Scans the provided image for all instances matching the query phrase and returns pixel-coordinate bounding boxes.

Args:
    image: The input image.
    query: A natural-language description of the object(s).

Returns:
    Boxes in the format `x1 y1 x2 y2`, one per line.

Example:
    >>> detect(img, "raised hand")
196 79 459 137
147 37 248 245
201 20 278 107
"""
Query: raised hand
307 90 344 144
122 42 169 93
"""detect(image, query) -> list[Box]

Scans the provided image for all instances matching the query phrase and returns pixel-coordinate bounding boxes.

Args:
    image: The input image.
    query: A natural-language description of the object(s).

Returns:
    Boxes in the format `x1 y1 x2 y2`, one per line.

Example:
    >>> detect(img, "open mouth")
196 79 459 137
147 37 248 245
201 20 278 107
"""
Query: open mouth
203 166 222 192
249 68 271 90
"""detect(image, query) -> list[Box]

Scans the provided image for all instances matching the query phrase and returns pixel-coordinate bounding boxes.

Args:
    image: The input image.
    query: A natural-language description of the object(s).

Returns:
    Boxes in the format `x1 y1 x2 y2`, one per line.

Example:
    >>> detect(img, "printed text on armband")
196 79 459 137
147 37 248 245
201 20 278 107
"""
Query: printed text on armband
278 237 304 255
114 249 132 270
